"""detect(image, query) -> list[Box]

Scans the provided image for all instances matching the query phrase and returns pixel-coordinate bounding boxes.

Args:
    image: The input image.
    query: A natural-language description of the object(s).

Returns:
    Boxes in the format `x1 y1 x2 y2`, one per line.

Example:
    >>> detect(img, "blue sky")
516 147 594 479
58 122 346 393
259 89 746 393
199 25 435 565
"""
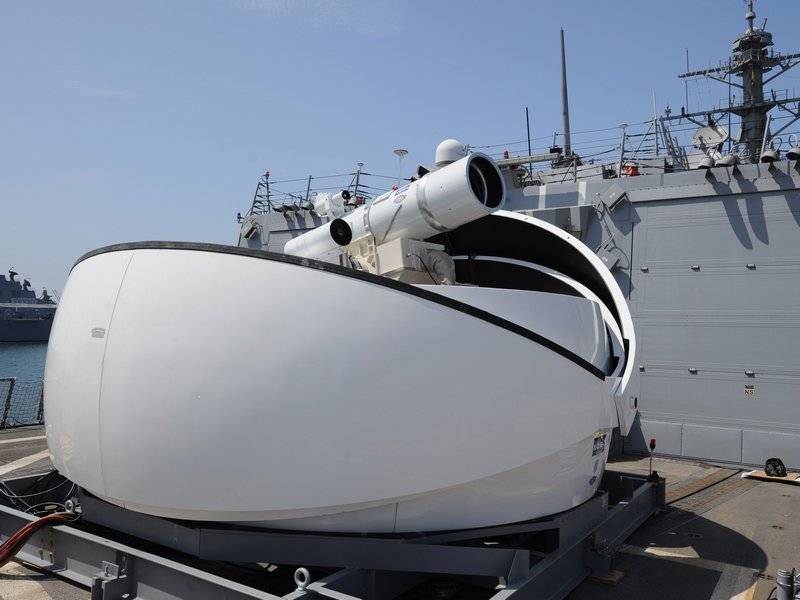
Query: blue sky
2 0 799 293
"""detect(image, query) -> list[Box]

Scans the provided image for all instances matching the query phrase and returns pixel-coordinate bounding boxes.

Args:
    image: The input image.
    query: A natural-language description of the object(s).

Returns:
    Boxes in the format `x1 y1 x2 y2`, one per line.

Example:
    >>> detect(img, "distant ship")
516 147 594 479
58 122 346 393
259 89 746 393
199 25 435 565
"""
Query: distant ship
0 269 56 342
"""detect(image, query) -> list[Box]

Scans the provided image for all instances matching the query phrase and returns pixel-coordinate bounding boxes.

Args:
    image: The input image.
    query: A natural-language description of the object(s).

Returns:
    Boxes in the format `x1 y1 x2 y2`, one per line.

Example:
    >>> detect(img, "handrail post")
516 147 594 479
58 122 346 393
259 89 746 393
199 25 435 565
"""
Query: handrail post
0 378 16 429
36 384 44 424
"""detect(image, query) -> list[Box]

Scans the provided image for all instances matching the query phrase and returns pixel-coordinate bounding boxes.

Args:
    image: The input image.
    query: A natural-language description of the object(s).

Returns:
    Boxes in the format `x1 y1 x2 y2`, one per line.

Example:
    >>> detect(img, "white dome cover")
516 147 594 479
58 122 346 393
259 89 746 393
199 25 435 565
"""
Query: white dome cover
435 138 469 167
44 237 623 533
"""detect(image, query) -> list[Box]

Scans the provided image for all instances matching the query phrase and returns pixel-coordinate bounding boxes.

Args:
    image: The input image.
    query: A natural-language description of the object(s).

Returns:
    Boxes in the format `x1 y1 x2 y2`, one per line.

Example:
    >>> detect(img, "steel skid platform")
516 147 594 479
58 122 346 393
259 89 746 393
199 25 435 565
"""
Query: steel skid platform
0 470 664 600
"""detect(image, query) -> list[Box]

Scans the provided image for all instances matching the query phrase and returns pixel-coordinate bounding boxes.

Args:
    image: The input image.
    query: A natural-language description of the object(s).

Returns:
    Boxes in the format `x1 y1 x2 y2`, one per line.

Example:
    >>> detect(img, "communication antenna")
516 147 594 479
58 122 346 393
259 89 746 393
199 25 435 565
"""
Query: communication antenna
560 28 572 157
393 148 408 187
684 48 689 112
617 123 628 174
745 0 755 32
525 106 533 174
350 162 364 205
652 91 660 156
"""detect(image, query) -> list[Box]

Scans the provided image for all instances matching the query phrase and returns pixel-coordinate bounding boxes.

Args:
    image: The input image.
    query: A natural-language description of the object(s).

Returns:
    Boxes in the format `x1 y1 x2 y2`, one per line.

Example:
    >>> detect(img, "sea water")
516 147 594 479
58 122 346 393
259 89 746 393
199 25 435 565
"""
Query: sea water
0 342 47 381
0 342 47 425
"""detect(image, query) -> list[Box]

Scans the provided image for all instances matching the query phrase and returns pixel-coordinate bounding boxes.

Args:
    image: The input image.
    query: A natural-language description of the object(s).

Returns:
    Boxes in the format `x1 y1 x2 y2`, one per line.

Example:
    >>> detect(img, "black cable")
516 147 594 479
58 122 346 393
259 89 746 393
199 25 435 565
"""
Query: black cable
0 470 76 514
407 253 438 284
0 478 71 500
361 172 413 181
269 172 354 184
472 119 654 149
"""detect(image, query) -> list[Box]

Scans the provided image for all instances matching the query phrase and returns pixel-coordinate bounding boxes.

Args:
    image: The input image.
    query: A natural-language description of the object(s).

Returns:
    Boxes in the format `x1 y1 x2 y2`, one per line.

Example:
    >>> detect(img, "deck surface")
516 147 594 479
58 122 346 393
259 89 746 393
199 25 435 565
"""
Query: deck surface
0 426 796 599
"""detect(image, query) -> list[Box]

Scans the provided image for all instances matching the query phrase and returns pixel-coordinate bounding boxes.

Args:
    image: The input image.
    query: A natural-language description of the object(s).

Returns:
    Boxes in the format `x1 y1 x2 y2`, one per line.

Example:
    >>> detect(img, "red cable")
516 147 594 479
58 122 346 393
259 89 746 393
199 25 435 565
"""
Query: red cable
0 512 73 569
0 513 71 564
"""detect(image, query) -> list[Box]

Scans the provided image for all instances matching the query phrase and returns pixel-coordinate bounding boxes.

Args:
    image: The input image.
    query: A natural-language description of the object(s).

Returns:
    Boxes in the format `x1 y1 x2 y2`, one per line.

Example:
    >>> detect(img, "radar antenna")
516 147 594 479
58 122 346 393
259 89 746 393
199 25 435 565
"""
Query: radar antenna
669 0 800 162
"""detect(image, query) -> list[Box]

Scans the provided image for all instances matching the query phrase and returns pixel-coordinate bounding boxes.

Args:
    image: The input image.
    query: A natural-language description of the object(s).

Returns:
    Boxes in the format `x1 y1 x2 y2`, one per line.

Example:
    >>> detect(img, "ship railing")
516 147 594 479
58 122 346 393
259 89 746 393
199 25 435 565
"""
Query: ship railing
0 378 44 429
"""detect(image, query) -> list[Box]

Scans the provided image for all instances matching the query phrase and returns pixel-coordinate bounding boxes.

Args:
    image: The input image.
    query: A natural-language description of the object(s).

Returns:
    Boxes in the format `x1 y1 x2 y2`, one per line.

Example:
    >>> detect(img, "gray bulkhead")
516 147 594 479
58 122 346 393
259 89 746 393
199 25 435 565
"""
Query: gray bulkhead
507 161 800 469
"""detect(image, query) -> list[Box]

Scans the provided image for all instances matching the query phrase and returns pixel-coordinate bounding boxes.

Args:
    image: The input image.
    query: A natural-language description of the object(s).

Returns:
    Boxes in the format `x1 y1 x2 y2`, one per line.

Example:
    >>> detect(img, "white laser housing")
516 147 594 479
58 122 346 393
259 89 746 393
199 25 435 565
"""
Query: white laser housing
283 153 505 260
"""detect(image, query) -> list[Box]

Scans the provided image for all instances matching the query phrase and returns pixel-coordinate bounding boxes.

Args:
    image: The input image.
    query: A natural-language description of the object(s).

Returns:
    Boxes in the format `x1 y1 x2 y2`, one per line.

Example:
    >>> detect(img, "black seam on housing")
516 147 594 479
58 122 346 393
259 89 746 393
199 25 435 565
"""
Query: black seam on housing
74 241 606 380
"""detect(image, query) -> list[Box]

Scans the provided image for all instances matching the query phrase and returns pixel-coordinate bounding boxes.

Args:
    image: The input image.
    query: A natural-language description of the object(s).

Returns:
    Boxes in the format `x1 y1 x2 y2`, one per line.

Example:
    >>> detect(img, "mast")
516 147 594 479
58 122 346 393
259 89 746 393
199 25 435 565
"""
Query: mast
249 170 271 214
304 175 313 204
352 162 363 203
525 106 533 174
560 28 572 157
676 0 800 162
684 48 689 111
735 0 770 159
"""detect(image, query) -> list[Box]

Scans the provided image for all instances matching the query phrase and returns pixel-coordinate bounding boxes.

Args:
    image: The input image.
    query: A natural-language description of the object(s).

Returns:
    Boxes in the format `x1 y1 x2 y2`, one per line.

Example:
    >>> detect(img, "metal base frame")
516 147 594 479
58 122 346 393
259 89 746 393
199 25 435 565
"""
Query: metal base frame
0 470 664 600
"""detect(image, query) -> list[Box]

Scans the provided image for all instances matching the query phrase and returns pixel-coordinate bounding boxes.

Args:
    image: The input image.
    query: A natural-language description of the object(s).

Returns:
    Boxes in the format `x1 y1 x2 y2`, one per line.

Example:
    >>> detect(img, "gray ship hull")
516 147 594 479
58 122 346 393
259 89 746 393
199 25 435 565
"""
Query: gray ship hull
0 303 56 343
1 271 56 343
0 317 53 342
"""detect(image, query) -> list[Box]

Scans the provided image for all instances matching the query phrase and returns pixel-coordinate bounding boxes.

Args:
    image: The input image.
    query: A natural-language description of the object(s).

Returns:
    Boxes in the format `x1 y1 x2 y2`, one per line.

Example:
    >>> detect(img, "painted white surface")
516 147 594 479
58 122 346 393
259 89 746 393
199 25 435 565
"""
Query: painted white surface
0 435 46 445
44 249 133 493
434 139 468 167
262 429 610 532
451 255 625 370
285 153 504 259
46 248 613 532
0 450 50 476
490 211 638 434
417 284 610 371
